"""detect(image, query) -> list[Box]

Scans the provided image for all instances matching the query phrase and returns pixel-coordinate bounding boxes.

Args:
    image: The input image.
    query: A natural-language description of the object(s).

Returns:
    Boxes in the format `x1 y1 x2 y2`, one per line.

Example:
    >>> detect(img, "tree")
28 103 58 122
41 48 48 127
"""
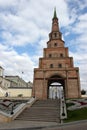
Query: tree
81 89 86 95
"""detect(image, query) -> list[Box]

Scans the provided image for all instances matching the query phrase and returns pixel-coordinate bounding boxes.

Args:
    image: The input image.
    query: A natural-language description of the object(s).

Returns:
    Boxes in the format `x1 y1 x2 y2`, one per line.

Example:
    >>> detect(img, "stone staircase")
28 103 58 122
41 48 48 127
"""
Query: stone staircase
15 99 60 123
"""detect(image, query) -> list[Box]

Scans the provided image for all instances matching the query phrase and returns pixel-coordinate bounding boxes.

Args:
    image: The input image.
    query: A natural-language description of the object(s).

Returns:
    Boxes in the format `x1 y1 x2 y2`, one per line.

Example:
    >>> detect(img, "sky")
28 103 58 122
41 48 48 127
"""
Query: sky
0 0 87 90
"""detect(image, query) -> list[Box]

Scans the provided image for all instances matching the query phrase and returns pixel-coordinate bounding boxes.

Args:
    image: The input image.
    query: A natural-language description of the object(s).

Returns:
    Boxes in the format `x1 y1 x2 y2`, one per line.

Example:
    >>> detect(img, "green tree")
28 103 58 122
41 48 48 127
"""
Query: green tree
81 89 86 95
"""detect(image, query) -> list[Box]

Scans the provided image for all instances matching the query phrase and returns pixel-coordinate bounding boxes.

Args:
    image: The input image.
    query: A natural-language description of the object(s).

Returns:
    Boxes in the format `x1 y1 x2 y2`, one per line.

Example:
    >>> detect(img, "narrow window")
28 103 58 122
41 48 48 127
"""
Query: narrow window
54 43 57 47
54 32 57 37
60 53 63 57
49 54 52 58
58 64 62 68
50 64 53 68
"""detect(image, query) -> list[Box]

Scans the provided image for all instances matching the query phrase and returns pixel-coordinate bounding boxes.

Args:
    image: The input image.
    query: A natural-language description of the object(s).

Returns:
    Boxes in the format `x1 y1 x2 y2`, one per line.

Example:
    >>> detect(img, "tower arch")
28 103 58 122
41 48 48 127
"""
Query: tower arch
47 75 65 99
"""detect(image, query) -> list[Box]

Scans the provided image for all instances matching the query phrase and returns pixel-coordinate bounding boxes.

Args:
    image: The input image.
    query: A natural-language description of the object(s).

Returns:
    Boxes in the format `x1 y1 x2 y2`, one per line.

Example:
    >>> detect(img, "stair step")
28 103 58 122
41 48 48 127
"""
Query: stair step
16 117 60 122
15 99 60 123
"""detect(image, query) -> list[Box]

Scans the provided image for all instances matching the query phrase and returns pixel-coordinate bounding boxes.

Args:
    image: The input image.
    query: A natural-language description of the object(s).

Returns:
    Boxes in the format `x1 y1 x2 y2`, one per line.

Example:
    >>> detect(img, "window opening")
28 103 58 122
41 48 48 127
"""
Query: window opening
54 43 57 47
50 64 53 68
49 54 52 58
58 64 62 68
60 53 63 57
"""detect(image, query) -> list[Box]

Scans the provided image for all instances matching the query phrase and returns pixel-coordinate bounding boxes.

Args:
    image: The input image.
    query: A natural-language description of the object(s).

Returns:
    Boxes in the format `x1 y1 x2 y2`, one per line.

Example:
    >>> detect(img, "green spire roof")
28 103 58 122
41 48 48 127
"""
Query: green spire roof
53 7 57 18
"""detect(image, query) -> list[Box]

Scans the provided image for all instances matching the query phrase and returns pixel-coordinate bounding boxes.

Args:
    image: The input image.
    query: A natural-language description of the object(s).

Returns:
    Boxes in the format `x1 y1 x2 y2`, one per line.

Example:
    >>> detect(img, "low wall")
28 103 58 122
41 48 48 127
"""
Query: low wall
0 88 32 97
0 113 12 122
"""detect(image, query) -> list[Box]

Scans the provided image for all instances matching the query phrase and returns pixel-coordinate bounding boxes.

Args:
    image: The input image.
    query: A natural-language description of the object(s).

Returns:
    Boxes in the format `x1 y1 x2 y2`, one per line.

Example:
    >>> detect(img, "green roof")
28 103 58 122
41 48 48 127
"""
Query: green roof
53 7 57 18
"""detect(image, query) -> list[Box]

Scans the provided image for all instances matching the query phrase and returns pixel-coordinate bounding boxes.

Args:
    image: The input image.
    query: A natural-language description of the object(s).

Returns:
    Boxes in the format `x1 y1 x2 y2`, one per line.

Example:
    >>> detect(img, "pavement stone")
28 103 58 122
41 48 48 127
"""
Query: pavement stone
0 120 58 130
0 120 87 130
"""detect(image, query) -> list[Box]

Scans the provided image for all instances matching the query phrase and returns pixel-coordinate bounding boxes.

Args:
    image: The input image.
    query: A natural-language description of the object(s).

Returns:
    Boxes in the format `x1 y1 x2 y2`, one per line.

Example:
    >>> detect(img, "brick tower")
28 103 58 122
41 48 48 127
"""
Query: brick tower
32 9 81 99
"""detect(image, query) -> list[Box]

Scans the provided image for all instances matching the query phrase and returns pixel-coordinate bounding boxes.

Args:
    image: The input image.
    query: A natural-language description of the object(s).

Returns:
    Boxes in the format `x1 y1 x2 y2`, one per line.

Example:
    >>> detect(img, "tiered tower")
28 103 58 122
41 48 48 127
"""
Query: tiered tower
33 9 81 99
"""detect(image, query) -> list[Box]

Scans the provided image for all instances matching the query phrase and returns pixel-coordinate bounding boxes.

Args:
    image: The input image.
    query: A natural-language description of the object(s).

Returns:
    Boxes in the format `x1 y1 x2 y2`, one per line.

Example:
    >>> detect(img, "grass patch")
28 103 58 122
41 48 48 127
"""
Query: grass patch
64 108 87 122
66 103 75 107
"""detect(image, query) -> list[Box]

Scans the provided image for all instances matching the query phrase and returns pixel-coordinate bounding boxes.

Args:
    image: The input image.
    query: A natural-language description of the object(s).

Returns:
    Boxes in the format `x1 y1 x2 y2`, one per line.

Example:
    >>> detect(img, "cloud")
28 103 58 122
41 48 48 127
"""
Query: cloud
69 48 87 89
63 1 87 90
0 44 34 82
0 0 74 47
73 14 87 35
0 13 41 46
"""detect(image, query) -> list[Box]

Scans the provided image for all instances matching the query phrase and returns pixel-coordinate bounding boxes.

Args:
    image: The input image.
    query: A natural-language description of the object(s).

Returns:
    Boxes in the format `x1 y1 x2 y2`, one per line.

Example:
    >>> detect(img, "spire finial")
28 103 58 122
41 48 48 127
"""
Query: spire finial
53 7 57 18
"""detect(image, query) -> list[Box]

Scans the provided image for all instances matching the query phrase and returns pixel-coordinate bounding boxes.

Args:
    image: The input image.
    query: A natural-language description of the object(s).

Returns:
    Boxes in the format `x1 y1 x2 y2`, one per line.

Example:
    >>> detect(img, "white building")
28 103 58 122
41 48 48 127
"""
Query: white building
5 76 27 88
0 66 33 97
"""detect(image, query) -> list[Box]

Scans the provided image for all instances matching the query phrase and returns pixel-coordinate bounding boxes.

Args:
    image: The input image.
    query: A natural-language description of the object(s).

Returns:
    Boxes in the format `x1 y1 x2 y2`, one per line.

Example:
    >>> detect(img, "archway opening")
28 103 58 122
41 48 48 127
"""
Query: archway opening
47 75 65 99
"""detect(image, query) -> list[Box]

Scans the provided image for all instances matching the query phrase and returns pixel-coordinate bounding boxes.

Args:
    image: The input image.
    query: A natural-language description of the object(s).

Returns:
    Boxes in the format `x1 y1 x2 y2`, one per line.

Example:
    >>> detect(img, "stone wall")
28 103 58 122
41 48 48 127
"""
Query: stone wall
0 88 32 97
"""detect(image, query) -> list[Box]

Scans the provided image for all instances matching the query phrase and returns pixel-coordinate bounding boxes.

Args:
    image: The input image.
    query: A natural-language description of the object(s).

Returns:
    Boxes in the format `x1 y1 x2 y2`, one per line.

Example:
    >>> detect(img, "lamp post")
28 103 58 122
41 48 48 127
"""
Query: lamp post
62 100 65 116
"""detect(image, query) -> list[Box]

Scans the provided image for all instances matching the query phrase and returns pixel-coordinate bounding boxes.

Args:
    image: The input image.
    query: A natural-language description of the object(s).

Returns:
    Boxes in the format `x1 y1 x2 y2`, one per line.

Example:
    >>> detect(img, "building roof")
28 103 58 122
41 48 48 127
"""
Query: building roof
0 66 4 70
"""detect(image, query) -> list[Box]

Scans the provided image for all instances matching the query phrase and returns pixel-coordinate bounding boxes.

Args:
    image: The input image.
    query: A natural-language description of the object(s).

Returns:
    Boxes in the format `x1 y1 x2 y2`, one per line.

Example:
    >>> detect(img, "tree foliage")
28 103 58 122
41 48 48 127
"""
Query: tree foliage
81 89 86 95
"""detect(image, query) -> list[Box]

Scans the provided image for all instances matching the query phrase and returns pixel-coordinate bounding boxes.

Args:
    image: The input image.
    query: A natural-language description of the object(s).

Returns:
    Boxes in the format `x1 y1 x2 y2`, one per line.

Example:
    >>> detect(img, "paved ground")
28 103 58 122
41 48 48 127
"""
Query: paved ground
0 120 87 130
0 120 58 130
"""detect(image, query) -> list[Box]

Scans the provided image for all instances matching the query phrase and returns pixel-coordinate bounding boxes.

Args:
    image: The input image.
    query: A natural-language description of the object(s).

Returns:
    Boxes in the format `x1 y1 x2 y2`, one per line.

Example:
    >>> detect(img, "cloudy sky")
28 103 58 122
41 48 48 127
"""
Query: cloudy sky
0 0 87 90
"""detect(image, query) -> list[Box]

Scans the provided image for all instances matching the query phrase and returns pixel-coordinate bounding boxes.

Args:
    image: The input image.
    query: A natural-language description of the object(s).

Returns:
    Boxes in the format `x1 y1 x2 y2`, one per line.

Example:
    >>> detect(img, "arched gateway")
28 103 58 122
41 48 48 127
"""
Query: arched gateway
47 75 65 99
32 9 81 100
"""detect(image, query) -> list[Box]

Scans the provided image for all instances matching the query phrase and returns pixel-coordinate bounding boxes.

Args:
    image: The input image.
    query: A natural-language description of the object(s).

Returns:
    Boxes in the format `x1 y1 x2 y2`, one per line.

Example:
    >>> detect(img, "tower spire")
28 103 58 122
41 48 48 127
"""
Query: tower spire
49 8 62 40
53 7 57 19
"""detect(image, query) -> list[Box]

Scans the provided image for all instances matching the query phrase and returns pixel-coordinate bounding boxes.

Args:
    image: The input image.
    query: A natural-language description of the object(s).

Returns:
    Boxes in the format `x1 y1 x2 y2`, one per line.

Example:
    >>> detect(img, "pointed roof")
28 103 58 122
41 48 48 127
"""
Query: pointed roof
53 7 57 19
